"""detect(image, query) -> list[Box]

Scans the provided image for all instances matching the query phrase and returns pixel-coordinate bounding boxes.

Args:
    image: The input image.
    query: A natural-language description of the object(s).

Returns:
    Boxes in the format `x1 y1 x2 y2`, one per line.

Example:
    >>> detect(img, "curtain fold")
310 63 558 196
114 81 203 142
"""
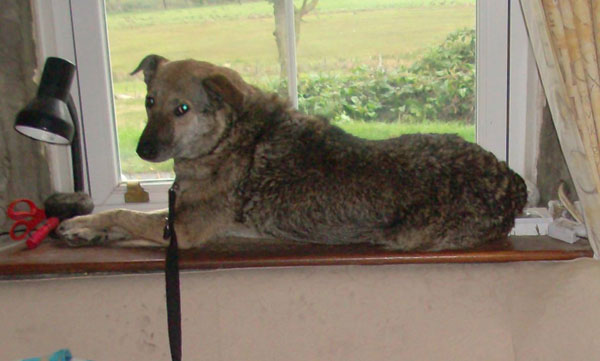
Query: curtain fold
521 0 600 256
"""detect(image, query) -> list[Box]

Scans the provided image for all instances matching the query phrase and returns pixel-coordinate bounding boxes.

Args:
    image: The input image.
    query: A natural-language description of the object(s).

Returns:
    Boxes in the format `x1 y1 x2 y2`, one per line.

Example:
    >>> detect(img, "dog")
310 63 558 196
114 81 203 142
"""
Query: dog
57 55 527 251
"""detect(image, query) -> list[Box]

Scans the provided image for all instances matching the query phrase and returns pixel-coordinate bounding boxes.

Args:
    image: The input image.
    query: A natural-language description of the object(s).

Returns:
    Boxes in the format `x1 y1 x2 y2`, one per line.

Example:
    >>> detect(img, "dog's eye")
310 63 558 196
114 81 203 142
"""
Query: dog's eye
174 103 190 117
145 96 155 108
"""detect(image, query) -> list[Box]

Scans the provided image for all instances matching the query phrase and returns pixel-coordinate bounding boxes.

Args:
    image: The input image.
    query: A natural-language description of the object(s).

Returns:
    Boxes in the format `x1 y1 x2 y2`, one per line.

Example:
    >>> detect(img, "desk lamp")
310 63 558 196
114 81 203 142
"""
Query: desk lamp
14 57 83 191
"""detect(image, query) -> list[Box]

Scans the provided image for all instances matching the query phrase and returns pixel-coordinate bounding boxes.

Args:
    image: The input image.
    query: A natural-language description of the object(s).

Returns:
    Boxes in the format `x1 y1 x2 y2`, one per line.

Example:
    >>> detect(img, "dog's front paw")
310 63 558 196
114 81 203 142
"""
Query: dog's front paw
57 216 131 247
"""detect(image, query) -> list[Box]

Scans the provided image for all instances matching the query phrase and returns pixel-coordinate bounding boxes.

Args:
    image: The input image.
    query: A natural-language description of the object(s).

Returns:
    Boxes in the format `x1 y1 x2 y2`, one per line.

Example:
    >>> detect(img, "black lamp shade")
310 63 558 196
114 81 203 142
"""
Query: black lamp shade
14 57 76 145
15 97 74 144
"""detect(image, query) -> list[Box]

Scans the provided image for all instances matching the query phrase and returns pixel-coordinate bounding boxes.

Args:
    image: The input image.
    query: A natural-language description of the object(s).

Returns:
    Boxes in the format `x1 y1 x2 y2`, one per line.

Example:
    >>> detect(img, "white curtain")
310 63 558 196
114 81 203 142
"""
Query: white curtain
520 0 600 256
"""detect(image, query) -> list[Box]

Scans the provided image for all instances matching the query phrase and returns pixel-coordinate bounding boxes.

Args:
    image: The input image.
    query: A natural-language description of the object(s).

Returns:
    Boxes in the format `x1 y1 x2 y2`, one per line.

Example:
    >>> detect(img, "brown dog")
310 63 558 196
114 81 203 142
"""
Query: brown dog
57 55 527 251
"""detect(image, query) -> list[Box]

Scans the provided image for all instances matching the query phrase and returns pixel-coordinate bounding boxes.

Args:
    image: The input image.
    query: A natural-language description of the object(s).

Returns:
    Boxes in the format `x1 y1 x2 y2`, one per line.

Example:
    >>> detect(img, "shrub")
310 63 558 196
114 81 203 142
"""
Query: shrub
266 28 476 124
405 28 475 123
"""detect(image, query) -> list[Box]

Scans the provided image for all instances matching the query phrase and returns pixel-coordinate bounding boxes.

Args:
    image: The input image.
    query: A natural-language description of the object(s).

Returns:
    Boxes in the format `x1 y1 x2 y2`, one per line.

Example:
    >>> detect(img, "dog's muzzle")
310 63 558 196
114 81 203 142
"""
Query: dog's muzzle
137 141 159 161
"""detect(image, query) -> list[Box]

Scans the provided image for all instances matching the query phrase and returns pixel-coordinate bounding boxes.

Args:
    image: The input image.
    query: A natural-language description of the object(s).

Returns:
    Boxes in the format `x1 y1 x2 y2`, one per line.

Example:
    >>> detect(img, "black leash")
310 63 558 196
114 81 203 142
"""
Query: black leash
164 183 182 361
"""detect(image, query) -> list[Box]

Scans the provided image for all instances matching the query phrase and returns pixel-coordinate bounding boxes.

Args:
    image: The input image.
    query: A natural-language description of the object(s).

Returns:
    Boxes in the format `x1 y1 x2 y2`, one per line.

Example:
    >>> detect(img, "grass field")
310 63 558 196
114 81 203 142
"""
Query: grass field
107 0 476 29
116 96 474 176
106 0 476 178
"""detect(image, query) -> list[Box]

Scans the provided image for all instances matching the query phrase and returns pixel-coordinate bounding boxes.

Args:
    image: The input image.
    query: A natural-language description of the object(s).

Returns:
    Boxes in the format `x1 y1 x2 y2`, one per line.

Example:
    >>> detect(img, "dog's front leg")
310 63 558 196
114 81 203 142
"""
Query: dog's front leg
57 209 169 247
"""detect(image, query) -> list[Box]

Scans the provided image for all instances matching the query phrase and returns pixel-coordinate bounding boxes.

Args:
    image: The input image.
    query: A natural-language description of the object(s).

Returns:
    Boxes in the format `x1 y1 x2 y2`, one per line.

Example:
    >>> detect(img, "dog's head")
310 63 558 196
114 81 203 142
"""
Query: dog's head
131 55 250 162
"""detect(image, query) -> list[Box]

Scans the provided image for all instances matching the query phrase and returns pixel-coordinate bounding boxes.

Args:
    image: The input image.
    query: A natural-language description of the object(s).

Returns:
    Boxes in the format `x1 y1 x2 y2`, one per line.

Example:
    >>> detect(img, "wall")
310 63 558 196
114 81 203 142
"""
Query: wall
0 0 52 230
3 260 600 361
537 105 577 206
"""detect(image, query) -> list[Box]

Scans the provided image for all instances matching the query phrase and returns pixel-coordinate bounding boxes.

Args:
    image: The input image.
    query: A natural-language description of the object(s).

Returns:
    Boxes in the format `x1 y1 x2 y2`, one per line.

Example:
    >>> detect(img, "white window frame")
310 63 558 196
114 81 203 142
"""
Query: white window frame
35 0 539 213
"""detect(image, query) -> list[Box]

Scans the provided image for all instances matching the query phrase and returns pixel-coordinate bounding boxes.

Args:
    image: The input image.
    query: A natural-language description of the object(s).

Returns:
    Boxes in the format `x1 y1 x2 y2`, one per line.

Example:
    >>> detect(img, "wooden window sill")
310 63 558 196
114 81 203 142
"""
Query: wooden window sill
0 236 593 278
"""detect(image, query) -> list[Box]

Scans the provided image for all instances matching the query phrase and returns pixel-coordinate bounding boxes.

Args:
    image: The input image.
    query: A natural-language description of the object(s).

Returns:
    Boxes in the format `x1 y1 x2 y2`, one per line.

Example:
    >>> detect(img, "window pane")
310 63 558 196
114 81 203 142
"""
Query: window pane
105 0 284 180
294 0 476 141
105 0 476 181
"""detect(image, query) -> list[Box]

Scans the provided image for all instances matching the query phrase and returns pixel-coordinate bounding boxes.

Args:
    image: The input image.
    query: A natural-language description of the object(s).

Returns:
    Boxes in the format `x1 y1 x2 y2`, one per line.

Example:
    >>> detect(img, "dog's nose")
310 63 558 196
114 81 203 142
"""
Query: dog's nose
136 141 158 160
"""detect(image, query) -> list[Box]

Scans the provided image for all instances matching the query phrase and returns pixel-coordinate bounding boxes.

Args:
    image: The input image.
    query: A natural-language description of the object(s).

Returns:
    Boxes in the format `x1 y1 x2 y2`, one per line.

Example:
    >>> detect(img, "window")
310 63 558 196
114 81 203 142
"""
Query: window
36 0 538 213
3 0 587 278
109 0 479 182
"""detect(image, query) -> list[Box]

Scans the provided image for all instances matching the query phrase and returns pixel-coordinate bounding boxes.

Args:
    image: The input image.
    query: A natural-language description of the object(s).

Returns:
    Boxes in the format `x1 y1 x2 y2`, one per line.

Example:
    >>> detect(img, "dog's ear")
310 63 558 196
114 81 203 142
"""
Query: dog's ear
130 54 169 85
202 73 244 113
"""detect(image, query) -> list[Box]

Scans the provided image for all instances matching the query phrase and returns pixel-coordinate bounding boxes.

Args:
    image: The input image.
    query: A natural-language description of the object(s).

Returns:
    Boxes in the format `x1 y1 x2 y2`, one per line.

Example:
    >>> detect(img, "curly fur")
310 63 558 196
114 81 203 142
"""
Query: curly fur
209 90 527 251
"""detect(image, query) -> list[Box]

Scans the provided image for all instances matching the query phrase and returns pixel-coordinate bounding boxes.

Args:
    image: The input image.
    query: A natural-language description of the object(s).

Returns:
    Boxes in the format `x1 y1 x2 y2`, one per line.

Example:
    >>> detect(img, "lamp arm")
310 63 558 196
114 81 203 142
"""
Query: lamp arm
66 95 84 192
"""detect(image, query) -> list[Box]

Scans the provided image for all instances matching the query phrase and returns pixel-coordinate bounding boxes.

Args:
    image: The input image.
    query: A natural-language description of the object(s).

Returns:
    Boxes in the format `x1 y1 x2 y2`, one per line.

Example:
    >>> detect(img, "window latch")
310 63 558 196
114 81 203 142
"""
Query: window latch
124 181 149 203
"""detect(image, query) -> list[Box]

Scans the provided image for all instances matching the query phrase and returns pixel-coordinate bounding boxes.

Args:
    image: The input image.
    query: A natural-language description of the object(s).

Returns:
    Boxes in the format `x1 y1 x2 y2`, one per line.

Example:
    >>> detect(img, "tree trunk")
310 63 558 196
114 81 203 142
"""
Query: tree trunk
271 0 318 93
272 0 288 93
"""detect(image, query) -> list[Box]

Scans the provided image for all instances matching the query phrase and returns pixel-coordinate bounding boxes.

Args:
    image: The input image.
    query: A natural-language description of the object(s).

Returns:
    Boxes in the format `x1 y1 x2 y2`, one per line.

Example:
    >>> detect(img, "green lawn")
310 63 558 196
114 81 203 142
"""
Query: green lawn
116 93 474 177
335 121 474 142
108 4 475 79
119 118 474 176
115 95 474 176
107 0 476 178
107 0 475 29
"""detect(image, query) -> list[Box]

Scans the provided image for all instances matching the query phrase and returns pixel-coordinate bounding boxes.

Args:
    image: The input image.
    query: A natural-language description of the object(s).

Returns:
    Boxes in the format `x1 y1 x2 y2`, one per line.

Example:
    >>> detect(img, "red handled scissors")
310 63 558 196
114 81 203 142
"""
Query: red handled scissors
6 198 58 249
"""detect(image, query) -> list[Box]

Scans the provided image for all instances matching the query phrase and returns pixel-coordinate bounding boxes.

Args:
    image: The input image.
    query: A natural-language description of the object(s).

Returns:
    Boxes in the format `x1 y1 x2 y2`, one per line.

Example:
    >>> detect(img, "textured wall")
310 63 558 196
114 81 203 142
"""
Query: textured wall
0 1 52 229
3 260 600 361
537 105 577 206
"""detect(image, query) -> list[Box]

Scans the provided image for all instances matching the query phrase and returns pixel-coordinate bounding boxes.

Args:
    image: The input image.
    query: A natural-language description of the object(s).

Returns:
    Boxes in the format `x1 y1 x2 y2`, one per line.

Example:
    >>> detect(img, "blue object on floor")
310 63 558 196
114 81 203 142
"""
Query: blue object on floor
19 349 89 361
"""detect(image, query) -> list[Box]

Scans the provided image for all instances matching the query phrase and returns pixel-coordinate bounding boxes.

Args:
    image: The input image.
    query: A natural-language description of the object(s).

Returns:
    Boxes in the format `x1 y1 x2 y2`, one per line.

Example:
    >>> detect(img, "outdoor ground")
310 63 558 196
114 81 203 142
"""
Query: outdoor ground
106 0 476 177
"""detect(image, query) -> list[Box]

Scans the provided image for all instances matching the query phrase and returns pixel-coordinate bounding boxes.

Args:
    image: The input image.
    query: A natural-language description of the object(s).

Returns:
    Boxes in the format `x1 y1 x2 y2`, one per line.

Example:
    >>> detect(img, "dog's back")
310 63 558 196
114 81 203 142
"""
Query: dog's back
237 100 527 251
